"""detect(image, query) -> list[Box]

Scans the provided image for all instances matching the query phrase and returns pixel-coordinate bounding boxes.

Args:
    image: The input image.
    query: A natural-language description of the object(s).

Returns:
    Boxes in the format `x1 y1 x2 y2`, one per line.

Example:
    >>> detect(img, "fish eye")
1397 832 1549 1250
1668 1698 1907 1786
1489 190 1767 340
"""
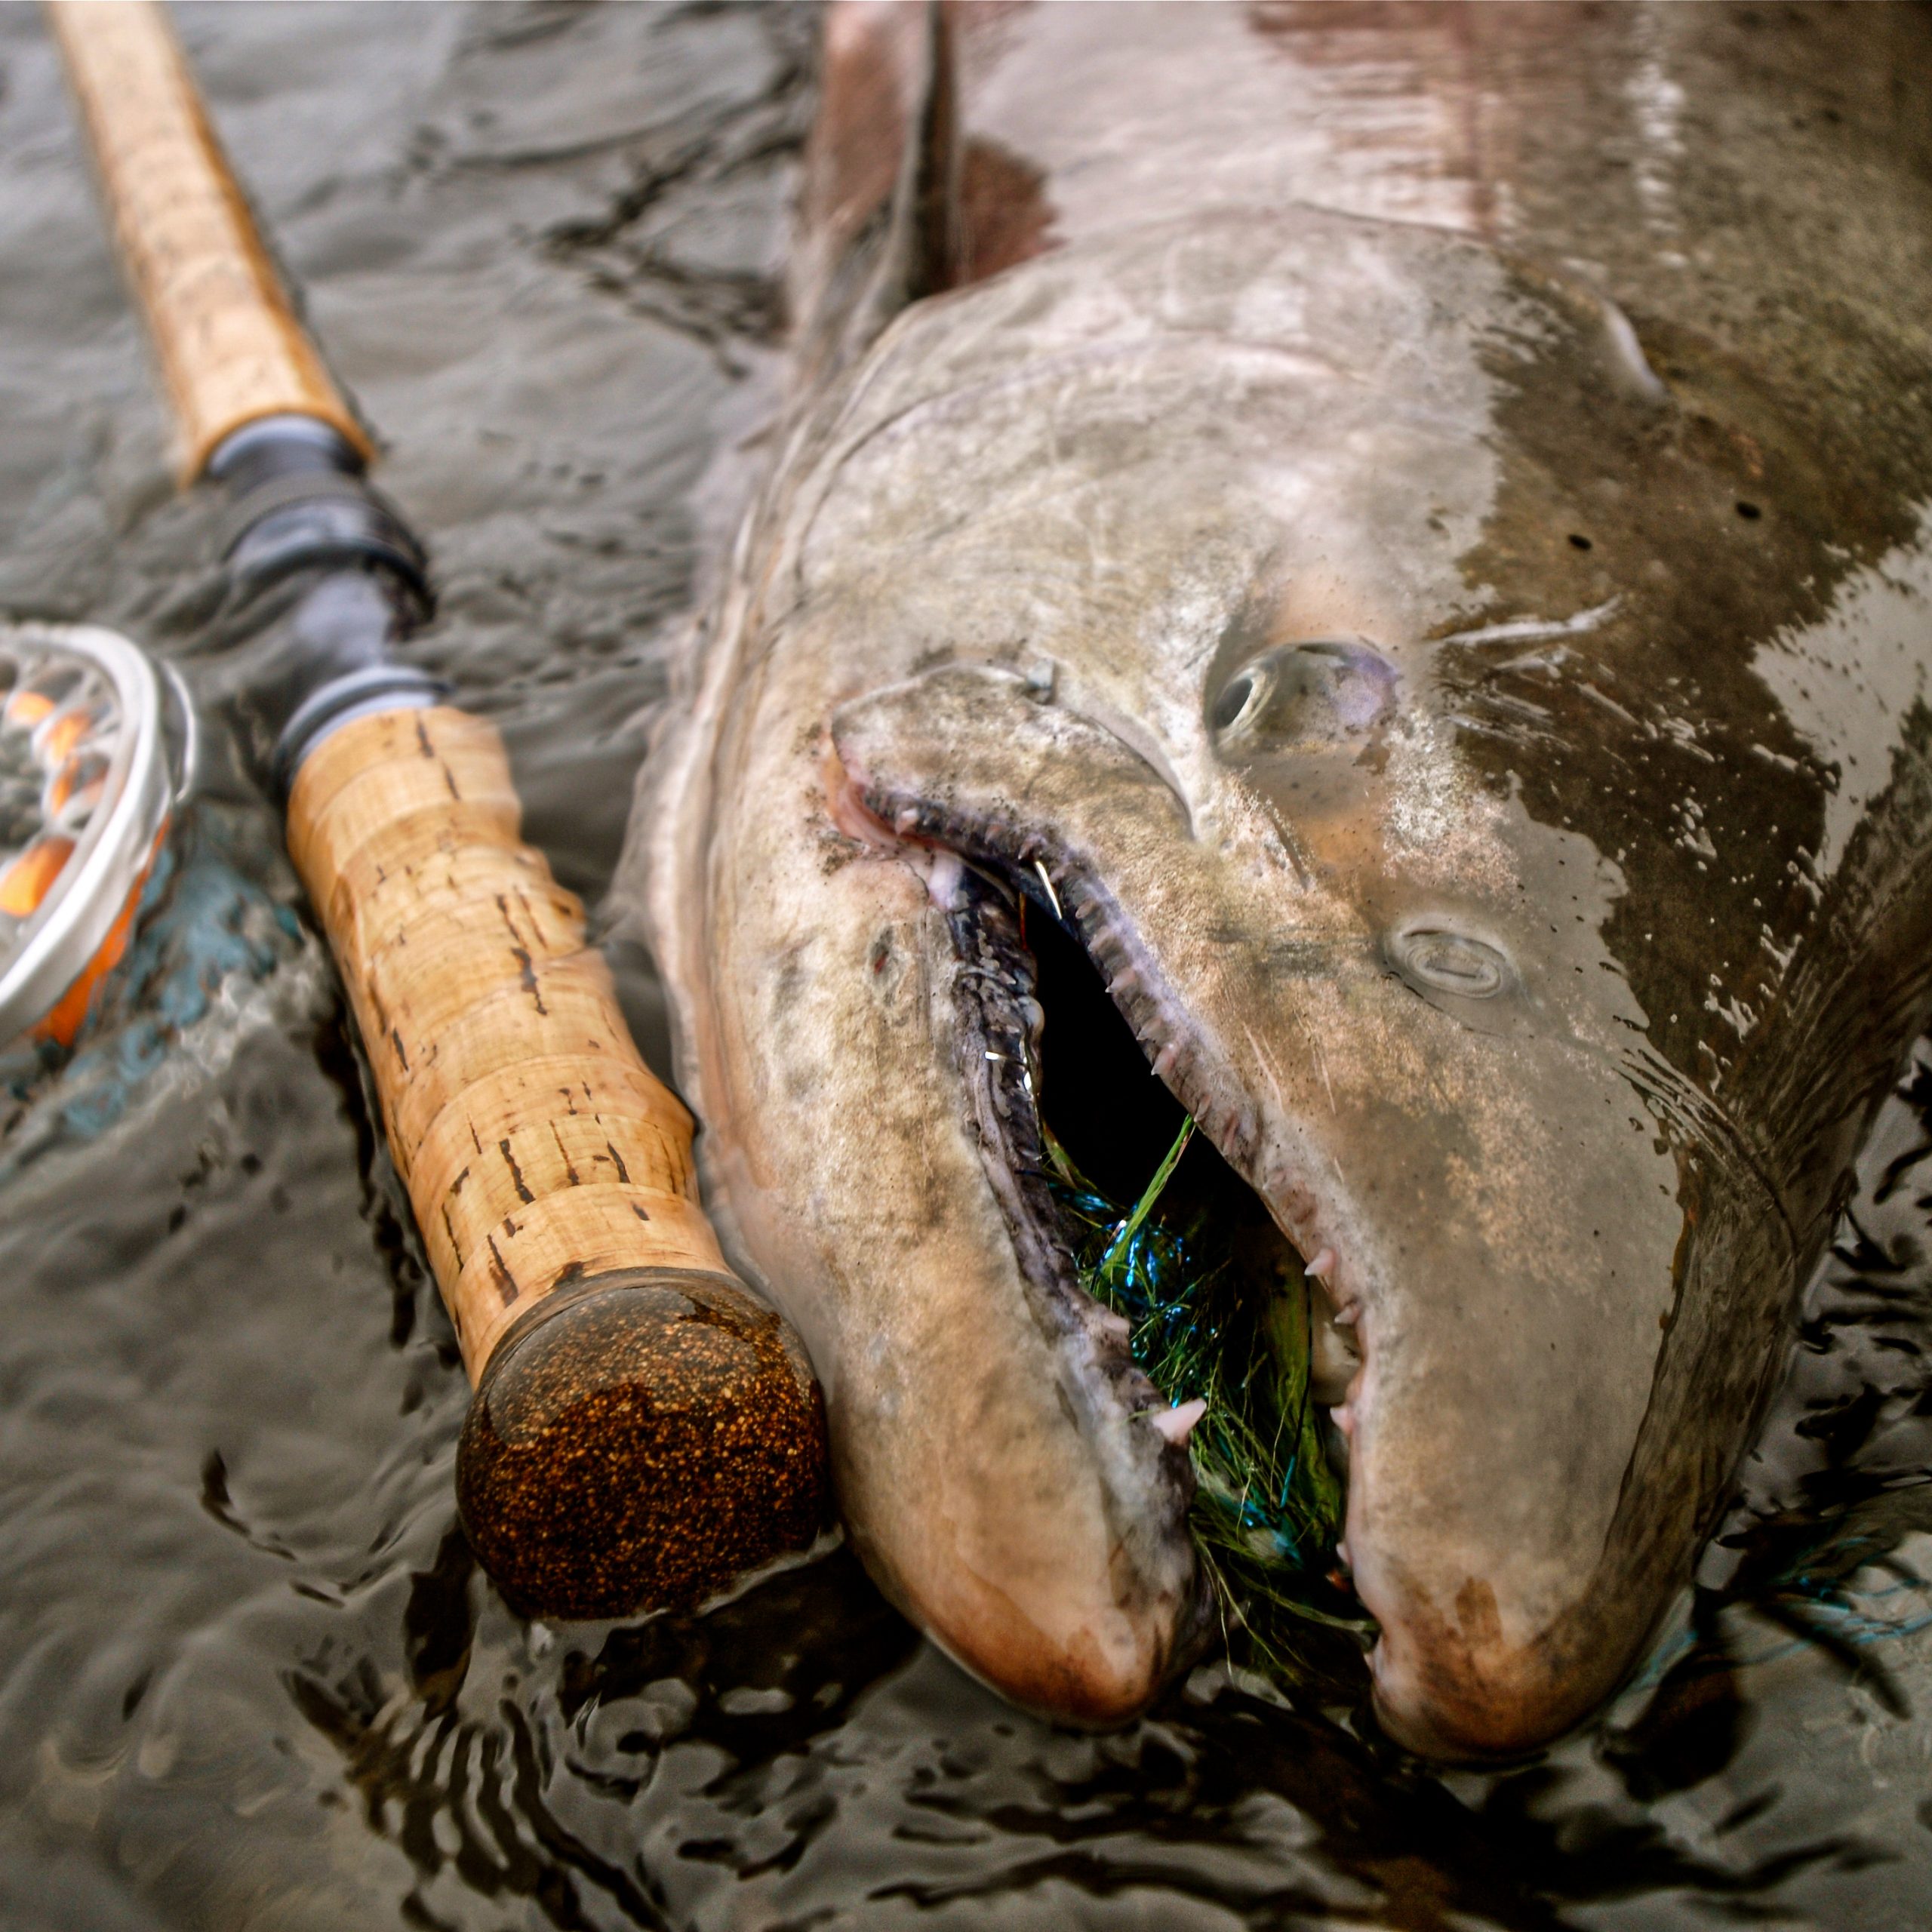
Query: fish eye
1386 922 1514 1000
1210 639 1396 751
1211 667 1264 733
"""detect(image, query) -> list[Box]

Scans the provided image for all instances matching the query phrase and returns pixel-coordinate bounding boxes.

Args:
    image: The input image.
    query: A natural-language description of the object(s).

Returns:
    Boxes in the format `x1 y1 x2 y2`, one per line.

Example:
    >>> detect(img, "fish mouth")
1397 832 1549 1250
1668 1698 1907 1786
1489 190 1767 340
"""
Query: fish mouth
833 758 1364 1694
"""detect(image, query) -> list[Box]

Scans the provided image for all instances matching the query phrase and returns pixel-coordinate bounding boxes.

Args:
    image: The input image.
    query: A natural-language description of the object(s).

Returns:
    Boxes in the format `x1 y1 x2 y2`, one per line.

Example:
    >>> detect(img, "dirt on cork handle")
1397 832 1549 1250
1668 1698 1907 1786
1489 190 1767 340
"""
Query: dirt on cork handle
287 706 829 1618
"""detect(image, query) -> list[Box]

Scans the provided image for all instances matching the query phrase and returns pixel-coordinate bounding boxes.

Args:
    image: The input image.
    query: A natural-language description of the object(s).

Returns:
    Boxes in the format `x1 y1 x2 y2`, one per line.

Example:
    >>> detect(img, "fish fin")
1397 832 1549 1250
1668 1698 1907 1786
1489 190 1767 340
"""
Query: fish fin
793 1 960 380
866 0 961 323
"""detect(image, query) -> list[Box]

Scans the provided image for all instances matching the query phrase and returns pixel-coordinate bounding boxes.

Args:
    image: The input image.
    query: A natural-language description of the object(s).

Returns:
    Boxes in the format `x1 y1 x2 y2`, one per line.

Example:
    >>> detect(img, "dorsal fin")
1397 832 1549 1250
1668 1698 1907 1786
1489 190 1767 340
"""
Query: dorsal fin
792 1 960 386
863 0 960 326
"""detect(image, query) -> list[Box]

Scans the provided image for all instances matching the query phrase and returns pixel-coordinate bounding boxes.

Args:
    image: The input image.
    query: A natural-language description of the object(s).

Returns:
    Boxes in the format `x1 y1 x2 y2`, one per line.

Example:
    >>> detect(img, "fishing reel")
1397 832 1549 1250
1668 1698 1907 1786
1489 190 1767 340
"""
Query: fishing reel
0 621 194 1051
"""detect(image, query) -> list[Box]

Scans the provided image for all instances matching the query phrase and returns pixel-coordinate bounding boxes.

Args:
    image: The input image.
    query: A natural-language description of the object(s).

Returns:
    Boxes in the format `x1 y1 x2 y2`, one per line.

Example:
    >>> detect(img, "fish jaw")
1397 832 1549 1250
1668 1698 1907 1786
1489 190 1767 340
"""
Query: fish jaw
842 829 1212 1722
692 838 1205 1721
642 628 1207 1722
832 661 1776 1755
1348 1131 1795 1758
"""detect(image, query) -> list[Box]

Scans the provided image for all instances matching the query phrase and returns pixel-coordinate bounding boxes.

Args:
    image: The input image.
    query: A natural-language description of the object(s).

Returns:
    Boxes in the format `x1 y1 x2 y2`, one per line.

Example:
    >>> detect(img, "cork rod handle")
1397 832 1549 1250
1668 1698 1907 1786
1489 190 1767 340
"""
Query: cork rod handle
45 0 371 479
287 709 730 1381
48 0 829 1617
48 0 737 1388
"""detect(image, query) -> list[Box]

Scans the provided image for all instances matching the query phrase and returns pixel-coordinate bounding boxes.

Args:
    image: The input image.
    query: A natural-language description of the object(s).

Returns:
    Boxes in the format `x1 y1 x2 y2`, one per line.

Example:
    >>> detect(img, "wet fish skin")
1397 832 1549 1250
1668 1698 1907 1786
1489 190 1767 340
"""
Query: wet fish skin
632 4 1932 1751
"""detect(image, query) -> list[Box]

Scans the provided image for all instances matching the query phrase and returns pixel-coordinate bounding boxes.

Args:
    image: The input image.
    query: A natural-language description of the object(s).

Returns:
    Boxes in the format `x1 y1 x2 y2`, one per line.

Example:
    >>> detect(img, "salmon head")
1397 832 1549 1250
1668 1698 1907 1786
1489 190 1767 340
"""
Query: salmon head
636 188 1932 1751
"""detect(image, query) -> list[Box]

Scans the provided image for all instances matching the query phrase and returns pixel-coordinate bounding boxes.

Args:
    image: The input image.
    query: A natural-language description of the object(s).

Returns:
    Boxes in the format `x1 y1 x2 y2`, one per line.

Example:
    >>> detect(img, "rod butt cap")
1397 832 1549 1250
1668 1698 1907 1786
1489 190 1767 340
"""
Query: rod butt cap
457 1268 829 1619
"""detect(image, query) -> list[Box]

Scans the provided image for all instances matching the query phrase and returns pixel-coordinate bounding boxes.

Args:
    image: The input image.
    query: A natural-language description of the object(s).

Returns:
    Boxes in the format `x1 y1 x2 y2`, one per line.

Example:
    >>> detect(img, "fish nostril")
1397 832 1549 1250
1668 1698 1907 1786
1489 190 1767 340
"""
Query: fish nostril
1386 922 1515 1001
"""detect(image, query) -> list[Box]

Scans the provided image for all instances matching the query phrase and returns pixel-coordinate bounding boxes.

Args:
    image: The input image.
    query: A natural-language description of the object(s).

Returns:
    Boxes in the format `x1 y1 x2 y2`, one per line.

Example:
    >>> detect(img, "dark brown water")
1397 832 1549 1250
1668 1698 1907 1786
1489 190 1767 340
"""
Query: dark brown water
3 5 1931 1926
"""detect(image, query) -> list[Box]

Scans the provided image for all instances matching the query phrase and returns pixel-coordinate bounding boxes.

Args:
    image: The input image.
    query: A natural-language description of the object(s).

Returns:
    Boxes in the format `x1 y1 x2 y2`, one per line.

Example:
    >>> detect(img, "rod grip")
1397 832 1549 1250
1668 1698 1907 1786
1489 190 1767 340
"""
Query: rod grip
53 1 831 1614
285 706 727 1380
46 0 371 478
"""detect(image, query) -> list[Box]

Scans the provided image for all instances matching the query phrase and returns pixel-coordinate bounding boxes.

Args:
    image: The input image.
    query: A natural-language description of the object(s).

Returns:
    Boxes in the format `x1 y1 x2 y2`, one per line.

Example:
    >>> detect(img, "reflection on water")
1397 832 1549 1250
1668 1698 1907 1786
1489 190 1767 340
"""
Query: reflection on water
2 4 1930 1926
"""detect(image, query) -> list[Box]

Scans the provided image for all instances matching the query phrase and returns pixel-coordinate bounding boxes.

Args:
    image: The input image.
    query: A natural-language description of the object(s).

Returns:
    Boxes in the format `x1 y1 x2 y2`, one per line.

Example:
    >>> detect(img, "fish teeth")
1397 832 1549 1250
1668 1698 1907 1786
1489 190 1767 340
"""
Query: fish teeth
1149 1398 1207 1447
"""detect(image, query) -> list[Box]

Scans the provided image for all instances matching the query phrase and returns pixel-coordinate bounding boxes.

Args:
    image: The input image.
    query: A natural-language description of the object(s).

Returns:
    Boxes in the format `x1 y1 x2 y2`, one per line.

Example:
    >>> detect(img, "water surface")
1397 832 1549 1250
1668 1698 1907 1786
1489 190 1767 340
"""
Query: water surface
2 6 1930 1927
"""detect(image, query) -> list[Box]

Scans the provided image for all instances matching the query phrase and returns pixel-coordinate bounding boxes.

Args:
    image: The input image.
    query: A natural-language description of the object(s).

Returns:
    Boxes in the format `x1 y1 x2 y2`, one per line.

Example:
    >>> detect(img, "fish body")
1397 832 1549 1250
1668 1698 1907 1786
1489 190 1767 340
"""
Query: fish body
629 2 1932 1752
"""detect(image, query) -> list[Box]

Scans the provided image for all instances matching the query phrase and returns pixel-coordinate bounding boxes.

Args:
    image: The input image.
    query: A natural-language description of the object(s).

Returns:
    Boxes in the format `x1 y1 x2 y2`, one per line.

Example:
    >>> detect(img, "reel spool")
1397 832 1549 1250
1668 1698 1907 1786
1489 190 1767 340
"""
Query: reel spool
0 622 192 1049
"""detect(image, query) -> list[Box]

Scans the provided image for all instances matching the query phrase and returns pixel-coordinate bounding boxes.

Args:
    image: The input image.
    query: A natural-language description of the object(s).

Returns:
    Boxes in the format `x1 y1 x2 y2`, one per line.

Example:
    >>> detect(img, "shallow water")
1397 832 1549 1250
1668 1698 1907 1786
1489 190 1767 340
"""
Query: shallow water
3 5 1931 1927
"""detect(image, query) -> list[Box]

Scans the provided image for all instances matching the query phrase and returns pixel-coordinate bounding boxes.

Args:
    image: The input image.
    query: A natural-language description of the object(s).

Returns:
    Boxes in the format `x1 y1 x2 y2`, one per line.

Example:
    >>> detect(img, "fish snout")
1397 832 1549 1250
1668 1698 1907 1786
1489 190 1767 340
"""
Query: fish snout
921 1563 1208 1727
1339 1340 1667 1761
845 1405 1210 1728
1364 1583 1607 1761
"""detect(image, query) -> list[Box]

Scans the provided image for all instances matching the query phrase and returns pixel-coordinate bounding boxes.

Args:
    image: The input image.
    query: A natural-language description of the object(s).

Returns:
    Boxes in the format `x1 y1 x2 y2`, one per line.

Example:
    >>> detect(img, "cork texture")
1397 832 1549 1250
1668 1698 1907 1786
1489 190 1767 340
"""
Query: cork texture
286 706 728 1380
47 0 371 478
457 1271 830 1618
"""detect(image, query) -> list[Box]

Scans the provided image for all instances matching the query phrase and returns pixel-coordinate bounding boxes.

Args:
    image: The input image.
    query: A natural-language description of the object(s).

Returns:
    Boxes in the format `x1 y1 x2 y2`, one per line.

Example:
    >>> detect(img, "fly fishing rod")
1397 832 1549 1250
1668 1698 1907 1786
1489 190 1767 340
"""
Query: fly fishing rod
45 0 828 1616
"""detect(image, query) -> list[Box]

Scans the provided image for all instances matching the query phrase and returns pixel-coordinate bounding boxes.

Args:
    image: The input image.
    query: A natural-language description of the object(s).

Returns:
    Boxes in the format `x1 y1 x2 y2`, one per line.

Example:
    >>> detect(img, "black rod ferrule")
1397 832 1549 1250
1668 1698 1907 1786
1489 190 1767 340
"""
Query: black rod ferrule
210 414 432 611
208 414 447 793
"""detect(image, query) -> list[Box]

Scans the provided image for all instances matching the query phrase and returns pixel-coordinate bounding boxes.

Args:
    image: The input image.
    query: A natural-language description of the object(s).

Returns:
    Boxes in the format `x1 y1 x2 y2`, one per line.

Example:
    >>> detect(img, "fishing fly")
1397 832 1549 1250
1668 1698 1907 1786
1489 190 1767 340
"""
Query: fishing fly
1045 1112 1373 1675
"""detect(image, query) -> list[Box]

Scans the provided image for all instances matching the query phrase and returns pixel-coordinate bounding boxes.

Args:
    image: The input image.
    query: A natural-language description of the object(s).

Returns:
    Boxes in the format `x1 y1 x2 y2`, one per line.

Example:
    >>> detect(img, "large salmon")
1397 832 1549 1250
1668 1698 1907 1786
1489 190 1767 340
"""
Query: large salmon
627 1 1932 1755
